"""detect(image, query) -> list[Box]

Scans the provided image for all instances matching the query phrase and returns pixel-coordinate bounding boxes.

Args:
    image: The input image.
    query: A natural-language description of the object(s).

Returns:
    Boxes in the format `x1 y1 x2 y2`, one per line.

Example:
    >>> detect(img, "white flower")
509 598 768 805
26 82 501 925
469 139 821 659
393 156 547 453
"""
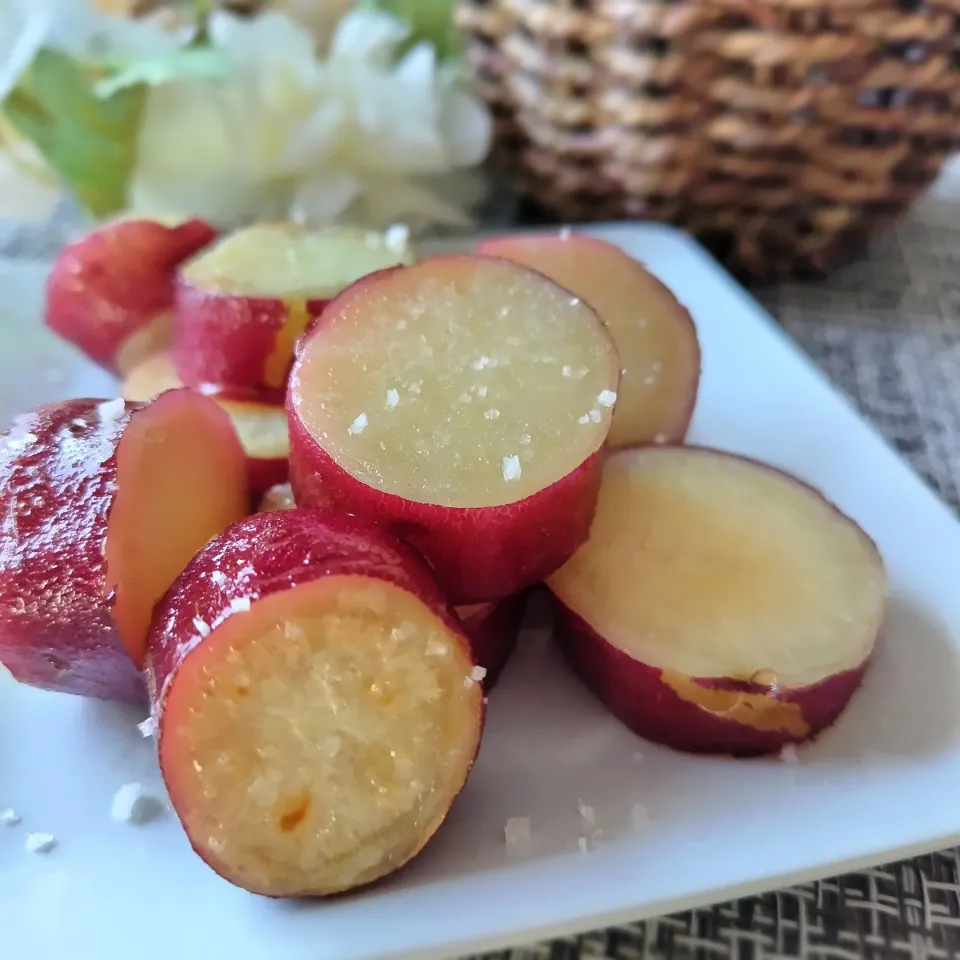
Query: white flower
129 9 492 232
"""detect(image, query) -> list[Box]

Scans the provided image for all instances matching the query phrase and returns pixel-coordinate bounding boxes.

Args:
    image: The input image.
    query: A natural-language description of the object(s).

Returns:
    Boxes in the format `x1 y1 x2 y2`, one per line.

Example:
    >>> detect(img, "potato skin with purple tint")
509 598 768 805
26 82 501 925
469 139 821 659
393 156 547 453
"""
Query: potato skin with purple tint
45 218 216 374
554 601 870 756
147 509 473 710
0 399 145 703
457 592 527 688
288 400 604 606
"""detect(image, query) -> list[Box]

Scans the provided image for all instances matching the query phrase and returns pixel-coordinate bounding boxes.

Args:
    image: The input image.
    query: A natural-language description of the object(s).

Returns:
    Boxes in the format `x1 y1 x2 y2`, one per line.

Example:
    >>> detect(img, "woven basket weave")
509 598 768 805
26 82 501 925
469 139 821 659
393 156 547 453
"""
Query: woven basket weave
456 0 960 280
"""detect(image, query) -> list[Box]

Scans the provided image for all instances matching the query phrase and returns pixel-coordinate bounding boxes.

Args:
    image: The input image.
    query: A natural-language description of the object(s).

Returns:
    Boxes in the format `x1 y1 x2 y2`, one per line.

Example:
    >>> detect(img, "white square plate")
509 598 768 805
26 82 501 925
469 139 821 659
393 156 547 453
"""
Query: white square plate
2 223 959 960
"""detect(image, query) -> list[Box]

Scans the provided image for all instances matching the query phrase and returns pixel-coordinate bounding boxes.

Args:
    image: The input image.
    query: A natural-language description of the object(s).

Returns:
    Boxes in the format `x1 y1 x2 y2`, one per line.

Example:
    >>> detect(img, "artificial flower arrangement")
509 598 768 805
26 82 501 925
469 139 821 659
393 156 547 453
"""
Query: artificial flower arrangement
0 0 492 232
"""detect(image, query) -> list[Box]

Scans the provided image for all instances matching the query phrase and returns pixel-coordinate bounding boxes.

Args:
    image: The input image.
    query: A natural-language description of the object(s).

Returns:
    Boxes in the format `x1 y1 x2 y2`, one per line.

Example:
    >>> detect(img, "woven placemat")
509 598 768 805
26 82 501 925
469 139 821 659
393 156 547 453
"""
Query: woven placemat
3 177 958 960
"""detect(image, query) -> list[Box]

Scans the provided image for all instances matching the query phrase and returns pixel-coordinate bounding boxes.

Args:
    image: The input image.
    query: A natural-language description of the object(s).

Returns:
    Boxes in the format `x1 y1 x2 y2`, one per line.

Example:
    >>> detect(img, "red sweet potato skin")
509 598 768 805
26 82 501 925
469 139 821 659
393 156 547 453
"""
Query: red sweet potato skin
0 399 146 702
458 592 527 688
553 599 869 757
45 219 216 372
173 286 327 402
288 410 603 605
146 508 473 711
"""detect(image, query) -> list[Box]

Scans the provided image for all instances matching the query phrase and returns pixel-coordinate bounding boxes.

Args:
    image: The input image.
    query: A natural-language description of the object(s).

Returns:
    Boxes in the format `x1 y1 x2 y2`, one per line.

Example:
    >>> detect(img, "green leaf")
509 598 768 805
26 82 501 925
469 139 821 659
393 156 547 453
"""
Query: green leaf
3 49 143 218
364 0 461 61
94 46 232 99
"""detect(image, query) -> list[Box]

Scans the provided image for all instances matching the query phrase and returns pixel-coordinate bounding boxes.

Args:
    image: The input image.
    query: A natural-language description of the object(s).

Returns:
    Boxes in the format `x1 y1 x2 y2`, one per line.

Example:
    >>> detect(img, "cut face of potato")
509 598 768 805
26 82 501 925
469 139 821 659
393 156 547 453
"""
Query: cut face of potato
105 392 250 661
183 223 415 300
289 254 619 602
476 233 700 448
174 224 415 399
294 256 618 507
149 509 483 897
162 576 481 896
123 351 289 498
548 445 886 755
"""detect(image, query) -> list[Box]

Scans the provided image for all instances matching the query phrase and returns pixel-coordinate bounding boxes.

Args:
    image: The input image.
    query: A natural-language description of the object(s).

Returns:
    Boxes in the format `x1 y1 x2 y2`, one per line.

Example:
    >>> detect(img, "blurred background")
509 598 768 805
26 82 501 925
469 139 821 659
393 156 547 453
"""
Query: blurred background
2 0 959 281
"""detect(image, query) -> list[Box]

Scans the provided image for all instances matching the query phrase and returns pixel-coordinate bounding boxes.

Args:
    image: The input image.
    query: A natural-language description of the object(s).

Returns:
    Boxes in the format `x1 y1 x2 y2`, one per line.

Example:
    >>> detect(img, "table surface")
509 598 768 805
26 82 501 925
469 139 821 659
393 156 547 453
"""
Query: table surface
2 171 958 960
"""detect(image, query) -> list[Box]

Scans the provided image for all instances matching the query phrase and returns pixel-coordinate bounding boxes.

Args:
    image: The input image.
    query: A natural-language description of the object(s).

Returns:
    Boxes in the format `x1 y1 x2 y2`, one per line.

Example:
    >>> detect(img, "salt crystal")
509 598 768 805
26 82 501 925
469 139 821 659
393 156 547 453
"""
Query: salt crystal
228 596 251 615
397 320 407 330
502 455 521 481
779 745 801 765
348 413 368 436
631 802 651 827
0 809 20 826
386 389 399 408
459 392 472 404
25 833 56 854
192 617 211 638
577 800 595 825
485 409 500 420
588 408 602 423
98 398 126 423
578 837 589 854
385 223 409 250
138 716 157 738
409 381 422 394
111 783 161 824
578 414 590 425
426 639 450 659
643 375 656 385
520 434 531 445
477 385 488 398
570 297 580 307
500 306 509 317
470 665 487 683
597 389 617 407
211 571 227 587
652 360 663 372
504 817 531 846
559 226 572 240
71 419 86 428
472 356 491 370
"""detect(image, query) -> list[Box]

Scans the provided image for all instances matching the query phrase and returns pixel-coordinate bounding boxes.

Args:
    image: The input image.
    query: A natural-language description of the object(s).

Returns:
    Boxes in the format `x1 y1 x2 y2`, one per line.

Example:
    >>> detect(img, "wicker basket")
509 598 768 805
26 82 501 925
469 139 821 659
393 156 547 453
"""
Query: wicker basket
456 0 960 280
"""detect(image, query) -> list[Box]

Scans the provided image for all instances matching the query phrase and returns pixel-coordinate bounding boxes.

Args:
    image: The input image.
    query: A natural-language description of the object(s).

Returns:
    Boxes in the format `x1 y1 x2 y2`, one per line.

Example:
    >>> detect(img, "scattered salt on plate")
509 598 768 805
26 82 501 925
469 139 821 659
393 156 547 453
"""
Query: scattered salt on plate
504 817 531 847
25 833 56 854
111 784 161 824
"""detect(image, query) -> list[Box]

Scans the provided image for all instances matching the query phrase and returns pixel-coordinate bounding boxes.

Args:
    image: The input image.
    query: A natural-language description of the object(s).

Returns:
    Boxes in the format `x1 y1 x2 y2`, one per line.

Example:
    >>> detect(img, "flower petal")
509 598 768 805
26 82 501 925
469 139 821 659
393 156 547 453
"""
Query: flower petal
329 9 408 67
278 100 344 174
289 169 360 224
355 175 475 229
208 10 318 72
438 86 492 168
